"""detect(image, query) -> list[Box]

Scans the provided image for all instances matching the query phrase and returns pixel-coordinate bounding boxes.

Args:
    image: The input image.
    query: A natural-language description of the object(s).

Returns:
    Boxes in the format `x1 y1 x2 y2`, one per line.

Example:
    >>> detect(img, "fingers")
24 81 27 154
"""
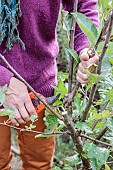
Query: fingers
76 63 88 84
11 118 19 126
11 108 26 126
18 103 30 122
76 70 88 84
10 98 37 126
78 63 86 74
76 75 89 84
76 48 99 84
80 48 99 68
80 48 89 61
87 54 99 66
24 95 37 116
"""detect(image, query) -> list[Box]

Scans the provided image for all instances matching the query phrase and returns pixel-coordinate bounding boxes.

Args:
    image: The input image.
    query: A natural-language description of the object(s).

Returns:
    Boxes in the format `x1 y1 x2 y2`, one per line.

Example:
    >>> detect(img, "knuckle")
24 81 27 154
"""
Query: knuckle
14 102 19 108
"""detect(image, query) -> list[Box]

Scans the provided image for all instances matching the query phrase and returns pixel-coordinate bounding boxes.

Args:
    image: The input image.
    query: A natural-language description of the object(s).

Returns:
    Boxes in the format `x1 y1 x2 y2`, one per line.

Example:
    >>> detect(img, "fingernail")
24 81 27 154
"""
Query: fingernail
16 124 19 126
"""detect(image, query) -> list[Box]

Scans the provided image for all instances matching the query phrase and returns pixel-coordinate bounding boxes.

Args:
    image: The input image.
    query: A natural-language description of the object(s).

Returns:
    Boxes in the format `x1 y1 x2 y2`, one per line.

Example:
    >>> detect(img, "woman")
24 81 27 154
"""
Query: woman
0 0 99 169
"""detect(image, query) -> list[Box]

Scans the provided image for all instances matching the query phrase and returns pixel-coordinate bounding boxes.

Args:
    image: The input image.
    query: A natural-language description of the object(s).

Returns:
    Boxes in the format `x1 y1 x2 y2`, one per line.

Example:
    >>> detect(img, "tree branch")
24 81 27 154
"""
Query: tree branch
63 113 92 169
68 0 78 93
95 127 109 141
0 54 63 121
0 122 67 135
80 134 112 147
67 0 78 116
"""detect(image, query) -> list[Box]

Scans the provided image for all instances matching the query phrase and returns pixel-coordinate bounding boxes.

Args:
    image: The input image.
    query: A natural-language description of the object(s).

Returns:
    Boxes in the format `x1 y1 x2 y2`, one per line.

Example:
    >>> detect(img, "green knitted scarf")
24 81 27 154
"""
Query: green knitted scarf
0 0 25 51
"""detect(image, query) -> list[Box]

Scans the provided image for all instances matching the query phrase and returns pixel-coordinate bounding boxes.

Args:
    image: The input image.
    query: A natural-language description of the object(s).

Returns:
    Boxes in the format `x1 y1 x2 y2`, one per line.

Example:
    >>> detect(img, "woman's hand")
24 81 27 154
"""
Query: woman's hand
76 48 99 84
3 77 37 126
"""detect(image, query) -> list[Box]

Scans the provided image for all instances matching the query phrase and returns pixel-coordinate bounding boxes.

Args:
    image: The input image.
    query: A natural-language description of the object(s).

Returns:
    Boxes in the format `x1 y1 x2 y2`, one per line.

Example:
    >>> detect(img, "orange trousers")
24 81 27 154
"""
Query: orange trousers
0 110 56 170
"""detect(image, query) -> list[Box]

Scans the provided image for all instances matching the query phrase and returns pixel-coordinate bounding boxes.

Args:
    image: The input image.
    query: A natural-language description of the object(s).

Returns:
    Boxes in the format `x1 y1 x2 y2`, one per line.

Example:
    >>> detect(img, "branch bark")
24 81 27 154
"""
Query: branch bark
95 127 109 141
80 134 112 147
67 0 78 116
63 113 92 169
68 0 78 93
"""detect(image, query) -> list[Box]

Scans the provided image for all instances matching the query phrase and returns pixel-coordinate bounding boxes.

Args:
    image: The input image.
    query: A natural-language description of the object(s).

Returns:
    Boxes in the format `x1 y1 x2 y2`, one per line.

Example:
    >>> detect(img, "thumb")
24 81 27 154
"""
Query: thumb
80 48 89 61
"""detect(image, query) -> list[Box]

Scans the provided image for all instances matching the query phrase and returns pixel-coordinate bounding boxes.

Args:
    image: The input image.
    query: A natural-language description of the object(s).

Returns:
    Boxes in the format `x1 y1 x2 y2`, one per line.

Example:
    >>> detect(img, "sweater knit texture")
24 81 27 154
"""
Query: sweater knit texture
0 0 99 97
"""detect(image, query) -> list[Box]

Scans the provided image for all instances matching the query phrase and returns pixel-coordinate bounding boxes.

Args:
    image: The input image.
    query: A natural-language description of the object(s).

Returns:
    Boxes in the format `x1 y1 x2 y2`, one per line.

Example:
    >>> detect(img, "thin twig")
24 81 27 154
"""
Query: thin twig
95 14 111 50
68 0 78 93
0 54 63 121
82 84 97 121
95 127 109 140
1 121 111 148
0 122 67 135
80 134 112 147
67 0 78 116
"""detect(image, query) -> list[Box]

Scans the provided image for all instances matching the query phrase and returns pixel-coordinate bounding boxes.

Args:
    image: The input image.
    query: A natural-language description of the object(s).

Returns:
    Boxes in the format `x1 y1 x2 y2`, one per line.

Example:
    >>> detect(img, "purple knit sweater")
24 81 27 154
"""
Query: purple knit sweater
0 0 99 97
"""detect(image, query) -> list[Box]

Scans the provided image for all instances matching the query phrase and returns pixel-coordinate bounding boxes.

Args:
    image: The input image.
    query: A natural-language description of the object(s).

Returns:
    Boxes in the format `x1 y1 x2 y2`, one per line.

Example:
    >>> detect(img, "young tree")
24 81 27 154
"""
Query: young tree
0 0 113 170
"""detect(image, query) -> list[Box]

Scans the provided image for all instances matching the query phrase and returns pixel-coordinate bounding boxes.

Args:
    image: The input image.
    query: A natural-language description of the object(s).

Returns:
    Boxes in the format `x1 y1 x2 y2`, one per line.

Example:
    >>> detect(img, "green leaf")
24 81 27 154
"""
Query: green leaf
109 58 113 65
106 118 113 131
54 77 67 95
84 143 110 169
25 124 36 130
74 98 87 116
72 12 98 45
85 68 103 84
58 72 68 81
61 11 73 38
94 122 106 129
105 163 111 170
30 115 38 123
87 110 110 125
106 89 113 100
0 85 7 93
64 154 80 165
97 42 113 55
63 166 73 170
74 122 92 134
0 108 14 116
53 166 61 170
65 48 80 63
0 85 7 106
44 113 58 132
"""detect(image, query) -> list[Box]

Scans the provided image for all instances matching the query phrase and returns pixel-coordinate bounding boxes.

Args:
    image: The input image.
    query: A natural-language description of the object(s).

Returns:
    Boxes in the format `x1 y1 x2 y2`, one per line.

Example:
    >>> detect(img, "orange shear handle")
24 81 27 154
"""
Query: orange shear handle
29 92 45 114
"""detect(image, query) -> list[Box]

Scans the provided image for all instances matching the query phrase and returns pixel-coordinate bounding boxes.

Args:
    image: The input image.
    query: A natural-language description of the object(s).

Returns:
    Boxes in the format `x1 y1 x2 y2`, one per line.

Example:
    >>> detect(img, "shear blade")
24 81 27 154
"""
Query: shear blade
46 93 60 105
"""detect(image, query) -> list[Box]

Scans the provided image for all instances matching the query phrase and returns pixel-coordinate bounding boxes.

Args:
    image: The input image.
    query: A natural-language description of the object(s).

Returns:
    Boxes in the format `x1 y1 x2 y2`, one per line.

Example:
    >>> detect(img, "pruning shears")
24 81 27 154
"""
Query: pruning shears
29 92 60 113
6 92 60 125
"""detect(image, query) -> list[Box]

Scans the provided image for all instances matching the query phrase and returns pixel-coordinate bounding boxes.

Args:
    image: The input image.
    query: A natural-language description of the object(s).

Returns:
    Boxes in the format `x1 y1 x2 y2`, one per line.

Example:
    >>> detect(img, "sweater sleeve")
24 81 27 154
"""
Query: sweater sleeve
0 66 14 86
62 0 99 55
